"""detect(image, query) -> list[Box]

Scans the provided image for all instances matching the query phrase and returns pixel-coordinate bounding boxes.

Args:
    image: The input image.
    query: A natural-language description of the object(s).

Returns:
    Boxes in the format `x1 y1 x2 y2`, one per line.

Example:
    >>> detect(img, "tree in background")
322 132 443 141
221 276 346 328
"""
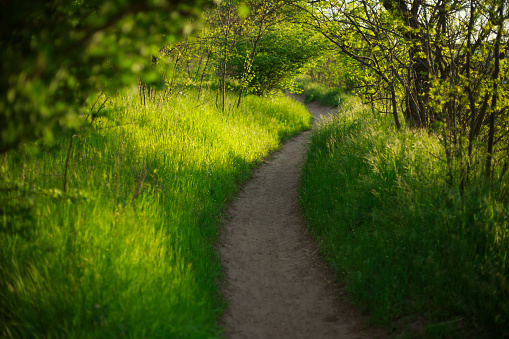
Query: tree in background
289 0 509 183
158 0 325 111
307 52 358 91
226 0 326 98
229 21 326 96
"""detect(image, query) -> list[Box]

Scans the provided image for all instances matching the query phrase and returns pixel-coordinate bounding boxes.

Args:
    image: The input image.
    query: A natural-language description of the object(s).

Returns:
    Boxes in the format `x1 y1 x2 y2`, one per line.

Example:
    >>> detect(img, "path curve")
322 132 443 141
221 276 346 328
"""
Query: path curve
218 95 385 339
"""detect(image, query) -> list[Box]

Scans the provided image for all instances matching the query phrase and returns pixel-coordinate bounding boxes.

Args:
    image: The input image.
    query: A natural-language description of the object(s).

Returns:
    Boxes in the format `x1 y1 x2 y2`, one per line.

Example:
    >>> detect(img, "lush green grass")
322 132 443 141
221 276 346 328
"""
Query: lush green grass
0 88 311 338
293 76 345 107
299 94 509 337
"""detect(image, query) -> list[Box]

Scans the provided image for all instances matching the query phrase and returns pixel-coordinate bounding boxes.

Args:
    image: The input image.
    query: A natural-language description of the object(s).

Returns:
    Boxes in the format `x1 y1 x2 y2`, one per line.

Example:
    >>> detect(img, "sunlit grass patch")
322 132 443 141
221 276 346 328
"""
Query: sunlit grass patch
0 88 311 338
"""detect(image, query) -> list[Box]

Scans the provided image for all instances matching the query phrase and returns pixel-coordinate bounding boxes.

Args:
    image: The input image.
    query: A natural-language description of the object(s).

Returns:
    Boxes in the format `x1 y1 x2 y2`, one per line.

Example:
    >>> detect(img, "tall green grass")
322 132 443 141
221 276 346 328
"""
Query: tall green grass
0 88 311 338
299 94 509 337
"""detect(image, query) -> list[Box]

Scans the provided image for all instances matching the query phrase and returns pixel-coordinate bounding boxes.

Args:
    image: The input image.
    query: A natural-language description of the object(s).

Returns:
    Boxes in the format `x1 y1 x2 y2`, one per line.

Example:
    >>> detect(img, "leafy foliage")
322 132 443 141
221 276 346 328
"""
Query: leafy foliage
229 23 325 95
159 0 326 108
307 52 358 92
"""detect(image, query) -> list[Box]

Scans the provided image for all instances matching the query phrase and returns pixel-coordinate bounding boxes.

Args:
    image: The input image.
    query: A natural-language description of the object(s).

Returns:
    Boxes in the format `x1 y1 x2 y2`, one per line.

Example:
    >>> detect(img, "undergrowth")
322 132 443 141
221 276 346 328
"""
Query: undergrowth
0 88 311 338
293 76 344 107
299 94 509 338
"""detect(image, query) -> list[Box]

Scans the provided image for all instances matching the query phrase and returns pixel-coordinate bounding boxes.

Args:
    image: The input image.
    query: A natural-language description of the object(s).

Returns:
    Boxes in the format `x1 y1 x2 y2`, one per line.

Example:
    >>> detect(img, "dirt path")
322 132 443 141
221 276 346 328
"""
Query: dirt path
218 95 385 339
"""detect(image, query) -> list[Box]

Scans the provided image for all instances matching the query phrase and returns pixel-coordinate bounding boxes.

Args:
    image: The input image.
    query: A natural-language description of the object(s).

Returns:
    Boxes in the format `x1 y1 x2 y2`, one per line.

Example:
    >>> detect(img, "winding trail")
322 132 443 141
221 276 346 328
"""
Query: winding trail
218 95 385 339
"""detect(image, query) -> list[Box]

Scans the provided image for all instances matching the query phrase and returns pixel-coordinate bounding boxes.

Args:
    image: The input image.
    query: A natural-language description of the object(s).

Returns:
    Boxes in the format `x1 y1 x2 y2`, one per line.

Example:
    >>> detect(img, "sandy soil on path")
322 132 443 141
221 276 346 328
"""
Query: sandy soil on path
218 95 386 339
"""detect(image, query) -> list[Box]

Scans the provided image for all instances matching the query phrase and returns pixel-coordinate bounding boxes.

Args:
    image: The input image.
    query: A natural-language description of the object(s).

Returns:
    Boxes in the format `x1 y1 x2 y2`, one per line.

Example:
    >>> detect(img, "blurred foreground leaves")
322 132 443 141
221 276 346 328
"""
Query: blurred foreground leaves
0 0 209 153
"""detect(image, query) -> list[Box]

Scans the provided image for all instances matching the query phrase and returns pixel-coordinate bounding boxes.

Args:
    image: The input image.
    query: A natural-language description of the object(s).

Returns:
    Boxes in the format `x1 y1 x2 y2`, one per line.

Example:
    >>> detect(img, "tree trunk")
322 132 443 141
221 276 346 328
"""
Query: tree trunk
390 81 401 130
